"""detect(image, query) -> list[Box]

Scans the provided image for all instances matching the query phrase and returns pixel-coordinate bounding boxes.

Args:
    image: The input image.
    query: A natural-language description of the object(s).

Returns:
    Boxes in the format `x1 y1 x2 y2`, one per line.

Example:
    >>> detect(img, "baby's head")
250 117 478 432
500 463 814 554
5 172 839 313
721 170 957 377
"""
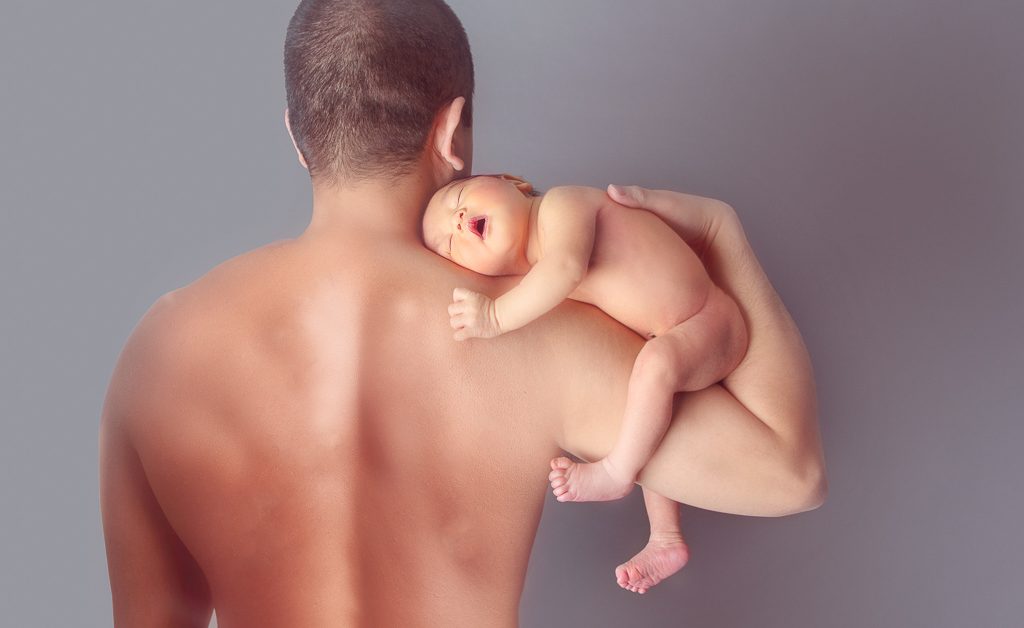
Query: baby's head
421 173 537 276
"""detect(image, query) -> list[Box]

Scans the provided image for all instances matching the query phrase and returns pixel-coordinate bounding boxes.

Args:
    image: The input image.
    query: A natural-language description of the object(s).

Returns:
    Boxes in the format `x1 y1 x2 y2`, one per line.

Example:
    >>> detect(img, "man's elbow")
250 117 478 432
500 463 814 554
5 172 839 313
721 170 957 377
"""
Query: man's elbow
786 457 828 514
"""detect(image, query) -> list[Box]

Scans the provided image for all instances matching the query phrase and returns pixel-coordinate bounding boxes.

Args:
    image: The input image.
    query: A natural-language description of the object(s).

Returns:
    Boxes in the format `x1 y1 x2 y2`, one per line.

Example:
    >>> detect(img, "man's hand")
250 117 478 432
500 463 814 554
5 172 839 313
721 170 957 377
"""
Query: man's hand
449 287 502 341
606 183 735 265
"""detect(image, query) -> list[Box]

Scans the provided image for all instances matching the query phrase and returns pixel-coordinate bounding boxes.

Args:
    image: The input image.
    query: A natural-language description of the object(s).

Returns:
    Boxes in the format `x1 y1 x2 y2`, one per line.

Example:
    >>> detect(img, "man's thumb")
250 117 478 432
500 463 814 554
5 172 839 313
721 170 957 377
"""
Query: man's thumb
607 184 645 208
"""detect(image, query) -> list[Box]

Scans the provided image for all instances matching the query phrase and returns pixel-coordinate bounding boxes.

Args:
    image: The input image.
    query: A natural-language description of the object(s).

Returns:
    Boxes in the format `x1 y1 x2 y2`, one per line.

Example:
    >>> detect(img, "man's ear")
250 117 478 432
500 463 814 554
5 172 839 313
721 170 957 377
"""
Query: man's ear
284 108 309 170
498 173 534 196
433 96 467 173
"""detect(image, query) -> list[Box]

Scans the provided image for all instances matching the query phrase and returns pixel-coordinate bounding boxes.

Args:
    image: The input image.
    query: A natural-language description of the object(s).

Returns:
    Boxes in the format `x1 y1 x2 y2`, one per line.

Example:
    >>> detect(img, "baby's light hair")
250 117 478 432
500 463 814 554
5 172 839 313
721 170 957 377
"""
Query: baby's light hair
459 173 543 196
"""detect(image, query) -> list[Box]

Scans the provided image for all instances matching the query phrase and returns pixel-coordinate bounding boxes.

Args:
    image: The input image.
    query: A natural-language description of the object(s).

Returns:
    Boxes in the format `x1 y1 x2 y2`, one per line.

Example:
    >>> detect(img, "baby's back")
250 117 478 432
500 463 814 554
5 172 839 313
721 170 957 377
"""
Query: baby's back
570 195 712 339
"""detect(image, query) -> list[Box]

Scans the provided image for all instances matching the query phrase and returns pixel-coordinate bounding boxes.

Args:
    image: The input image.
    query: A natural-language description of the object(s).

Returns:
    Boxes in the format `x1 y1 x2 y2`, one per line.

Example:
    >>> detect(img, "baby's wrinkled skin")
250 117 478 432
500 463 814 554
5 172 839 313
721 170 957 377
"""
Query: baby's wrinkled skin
421 174 750 593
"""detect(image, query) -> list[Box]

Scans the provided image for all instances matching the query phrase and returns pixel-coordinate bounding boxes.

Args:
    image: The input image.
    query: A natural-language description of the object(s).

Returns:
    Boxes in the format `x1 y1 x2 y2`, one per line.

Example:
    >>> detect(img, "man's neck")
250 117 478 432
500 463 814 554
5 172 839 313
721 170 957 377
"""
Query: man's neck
302 166 445 245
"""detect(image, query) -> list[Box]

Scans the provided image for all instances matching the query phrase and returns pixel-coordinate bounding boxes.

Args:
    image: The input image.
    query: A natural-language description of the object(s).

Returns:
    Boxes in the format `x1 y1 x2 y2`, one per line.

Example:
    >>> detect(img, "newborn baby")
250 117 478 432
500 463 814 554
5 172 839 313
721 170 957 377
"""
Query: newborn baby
421 173 749 593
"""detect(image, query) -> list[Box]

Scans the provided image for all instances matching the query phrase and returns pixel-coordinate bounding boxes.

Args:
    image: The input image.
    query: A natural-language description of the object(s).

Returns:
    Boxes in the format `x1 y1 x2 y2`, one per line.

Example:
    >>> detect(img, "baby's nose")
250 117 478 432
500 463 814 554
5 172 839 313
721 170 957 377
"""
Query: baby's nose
452 210 465 231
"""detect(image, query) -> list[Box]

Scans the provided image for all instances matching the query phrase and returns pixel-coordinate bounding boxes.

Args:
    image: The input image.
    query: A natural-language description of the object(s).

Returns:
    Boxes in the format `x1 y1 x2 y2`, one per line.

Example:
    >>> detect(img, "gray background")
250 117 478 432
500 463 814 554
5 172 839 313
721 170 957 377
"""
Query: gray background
1 1 1021 626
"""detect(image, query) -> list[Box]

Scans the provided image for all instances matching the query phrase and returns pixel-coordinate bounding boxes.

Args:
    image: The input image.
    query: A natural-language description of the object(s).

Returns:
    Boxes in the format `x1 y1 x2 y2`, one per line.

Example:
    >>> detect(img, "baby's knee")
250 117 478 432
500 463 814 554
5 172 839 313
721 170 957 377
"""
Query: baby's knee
631 339 681 389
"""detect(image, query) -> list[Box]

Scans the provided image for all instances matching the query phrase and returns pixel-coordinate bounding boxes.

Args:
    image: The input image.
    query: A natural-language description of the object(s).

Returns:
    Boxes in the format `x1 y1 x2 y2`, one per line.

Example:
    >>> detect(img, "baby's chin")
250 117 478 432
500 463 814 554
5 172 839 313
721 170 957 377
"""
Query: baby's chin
471 256 517 276
448 254 496 275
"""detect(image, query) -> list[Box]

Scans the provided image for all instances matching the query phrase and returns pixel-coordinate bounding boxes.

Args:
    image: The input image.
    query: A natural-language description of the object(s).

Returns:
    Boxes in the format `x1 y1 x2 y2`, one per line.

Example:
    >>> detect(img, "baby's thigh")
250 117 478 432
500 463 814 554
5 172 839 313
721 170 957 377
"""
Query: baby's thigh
645 285 749 391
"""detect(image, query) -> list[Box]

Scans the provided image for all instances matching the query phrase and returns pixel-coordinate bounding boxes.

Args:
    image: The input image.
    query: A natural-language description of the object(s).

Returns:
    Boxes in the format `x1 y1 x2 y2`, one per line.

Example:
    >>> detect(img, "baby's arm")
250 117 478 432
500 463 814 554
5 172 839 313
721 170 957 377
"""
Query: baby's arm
495 186 598 332
451 186 599 340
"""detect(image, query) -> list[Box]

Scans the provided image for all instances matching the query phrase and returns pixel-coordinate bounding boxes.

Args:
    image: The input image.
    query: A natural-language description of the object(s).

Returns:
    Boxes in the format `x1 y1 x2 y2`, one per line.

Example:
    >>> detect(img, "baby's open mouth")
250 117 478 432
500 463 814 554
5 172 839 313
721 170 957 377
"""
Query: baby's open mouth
468 215 487 239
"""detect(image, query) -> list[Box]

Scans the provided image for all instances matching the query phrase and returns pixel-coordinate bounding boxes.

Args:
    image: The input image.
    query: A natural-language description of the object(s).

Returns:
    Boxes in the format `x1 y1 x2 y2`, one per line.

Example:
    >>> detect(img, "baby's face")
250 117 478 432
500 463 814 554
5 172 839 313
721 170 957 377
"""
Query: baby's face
421 175 533 276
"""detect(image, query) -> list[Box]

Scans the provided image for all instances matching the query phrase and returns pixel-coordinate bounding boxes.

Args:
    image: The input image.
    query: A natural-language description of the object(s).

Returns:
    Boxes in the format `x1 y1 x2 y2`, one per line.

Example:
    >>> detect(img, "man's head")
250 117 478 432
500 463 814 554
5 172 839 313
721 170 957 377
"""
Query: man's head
284 0 474 185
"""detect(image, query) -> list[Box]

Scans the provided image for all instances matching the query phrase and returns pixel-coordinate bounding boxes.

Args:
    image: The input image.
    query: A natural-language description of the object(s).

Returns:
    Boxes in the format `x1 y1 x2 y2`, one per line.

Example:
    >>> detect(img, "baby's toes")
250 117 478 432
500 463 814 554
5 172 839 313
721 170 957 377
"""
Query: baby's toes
550 456 573 470
615 566 629 586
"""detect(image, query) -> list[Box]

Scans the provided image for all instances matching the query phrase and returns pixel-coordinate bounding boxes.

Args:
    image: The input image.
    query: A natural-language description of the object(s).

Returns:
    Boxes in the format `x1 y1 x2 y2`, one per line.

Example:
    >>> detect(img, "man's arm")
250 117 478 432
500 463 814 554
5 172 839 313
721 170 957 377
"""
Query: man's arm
99 302 214 626
554 186 826 517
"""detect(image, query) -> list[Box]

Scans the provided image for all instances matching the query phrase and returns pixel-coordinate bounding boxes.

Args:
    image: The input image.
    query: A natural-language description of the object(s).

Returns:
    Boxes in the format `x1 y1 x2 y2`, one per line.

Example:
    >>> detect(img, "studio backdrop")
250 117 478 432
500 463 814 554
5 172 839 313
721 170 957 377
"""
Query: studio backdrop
1 1 1020 626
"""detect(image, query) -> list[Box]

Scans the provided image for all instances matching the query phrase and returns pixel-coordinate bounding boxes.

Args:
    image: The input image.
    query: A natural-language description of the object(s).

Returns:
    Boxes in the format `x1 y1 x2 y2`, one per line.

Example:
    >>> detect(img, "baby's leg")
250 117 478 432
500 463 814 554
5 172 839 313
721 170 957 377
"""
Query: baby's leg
656 283 749 393
549 285 748 502
615 488 690 594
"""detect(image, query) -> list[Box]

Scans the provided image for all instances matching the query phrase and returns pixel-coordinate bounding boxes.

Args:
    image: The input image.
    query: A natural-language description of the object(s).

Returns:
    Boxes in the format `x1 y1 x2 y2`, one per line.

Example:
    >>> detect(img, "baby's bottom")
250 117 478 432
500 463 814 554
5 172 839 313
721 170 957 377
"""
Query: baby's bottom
549 284 748 502
643 282 750 394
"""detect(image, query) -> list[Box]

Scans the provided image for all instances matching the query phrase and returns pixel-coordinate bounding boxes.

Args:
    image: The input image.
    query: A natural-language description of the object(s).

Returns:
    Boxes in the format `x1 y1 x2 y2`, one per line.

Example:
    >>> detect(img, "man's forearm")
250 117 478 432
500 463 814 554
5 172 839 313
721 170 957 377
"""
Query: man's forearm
561 375 820 516
558 195 826 517
638 208 825 515
635 383 823 517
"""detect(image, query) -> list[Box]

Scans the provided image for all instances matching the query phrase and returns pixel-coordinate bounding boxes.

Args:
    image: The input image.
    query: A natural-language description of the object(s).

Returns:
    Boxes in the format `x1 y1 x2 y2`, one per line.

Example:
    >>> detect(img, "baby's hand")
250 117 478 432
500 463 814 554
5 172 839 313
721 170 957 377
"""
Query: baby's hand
449 288 502 341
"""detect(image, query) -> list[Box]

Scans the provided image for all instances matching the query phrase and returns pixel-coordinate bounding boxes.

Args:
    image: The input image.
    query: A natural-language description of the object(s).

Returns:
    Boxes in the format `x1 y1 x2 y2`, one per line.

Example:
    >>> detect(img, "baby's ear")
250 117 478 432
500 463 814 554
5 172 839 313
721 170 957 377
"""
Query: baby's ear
498 173 534 197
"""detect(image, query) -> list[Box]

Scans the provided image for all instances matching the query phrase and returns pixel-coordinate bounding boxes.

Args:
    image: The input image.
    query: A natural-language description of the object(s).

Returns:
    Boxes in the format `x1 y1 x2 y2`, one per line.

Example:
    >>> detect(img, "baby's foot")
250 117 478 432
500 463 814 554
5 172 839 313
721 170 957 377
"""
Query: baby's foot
548 456 635 502
614 532 690 594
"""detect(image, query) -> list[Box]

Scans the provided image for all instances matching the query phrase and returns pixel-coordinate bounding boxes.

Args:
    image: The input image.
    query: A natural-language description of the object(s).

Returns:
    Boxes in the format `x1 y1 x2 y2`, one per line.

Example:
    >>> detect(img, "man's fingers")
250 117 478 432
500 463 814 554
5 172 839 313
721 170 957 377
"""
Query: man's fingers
607 184 641 207
608 183 674 214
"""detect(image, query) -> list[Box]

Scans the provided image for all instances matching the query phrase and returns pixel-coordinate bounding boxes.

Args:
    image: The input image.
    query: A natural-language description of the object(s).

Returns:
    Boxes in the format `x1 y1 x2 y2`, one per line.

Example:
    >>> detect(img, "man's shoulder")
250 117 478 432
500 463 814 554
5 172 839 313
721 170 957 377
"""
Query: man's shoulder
167 238 297 314
107 240 307 427
159 236 321 339
105 289 224 435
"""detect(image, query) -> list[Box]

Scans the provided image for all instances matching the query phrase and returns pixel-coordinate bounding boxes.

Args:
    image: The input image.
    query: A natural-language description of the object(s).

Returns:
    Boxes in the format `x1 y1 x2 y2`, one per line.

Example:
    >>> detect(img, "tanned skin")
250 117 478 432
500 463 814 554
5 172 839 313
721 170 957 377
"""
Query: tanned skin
100 97 826 627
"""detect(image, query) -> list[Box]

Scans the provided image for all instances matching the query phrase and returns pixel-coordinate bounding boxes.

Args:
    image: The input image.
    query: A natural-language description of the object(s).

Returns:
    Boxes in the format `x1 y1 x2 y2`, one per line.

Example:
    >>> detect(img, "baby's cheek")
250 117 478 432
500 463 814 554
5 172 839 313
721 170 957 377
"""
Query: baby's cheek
455 249 487 274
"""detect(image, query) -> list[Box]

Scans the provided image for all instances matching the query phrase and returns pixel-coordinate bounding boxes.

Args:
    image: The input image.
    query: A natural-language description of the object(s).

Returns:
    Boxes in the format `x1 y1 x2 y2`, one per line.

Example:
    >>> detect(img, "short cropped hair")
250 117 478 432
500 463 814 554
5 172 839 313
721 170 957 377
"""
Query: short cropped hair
284 0 474 183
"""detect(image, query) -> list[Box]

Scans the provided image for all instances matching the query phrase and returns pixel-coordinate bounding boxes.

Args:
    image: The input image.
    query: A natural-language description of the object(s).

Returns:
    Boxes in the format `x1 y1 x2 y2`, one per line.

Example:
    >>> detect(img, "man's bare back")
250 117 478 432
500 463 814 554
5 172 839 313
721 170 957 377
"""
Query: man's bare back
100 188 824 626
100 2 824 624
103 231 570 625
